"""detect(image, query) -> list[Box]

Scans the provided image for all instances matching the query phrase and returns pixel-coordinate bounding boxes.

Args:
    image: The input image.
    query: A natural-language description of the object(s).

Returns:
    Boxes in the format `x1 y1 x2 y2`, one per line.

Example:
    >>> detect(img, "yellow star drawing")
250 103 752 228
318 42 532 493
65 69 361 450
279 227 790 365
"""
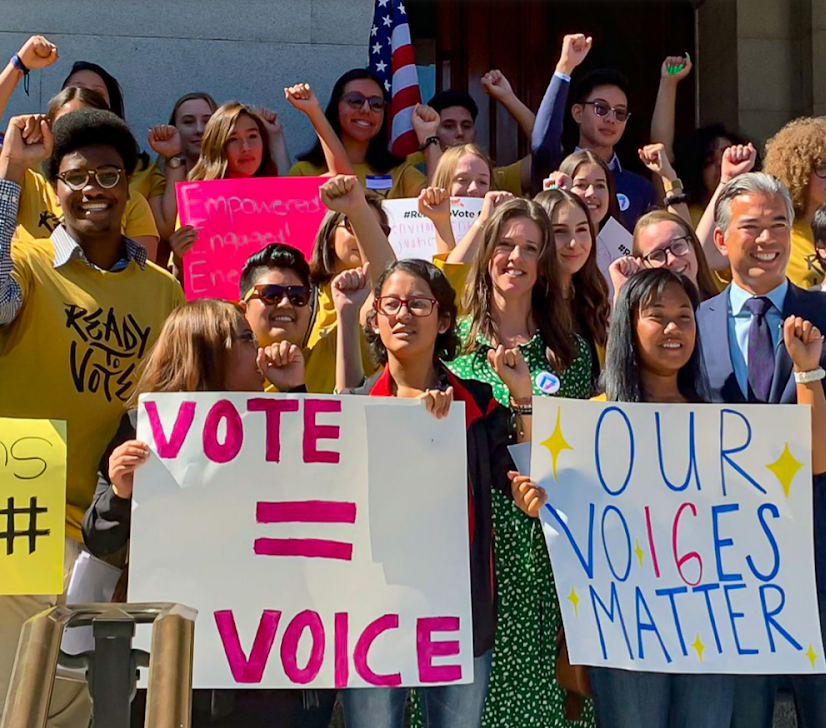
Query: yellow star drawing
541 408 573 482
634 539 645 567
567 586 580 617
691 633 705 663
806 644 819 669
766 443 803 498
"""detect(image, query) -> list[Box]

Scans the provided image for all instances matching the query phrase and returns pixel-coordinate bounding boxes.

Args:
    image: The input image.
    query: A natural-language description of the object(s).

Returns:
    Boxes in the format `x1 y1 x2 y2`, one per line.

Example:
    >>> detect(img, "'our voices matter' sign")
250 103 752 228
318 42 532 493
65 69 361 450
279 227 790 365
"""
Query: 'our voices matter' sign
128 393 474 688
532 398 825 674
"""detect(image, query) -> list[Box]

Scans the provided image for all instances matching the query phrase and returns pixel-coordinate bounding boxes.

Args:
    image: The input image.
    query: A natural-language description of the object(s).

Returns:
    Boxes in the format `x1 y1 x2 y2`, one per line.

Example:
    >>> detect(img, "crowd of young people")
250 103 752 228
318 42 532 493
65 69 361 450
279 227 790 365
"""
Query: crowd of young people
1 28 826 728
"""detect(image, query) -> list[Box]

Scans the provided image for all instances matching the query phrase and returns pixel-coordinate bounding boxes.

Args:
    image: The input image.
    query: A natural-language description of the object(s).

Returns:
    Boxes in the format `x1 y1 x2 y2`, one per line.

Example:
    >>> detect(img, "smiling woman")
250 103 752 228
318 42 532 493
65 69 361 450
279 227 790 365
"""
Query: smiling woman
291 68 425 199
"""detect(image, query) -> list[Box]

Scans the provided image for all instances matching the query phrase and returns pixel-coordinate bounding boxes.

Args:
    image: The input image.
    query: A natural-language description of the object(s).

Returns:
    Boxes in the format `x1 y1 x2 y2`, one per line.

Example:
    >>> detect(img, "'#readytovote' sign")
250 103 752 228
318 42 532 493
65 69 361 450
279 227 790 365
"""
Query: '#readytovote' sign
532 398 825 674
128 393 473 688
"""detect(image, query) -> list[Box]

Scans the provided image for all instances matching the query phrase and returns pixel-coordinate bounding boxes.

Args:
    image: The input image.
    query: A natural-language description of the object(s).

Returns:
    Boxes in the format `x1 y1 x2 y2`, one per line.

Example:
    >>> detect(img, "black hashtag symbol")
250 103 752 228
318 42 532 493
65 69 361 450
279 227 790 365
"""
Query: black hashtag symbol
0 497 50 555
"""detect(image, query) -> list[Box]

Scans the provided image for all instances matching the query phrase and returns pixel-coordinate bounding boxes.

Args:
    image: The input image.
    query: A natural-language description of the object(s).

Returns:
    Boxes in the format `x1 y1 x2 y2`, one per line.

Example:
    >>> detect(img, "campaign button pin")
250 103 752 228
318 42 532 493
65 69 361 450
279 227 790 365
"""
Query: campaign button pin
536 371 560 394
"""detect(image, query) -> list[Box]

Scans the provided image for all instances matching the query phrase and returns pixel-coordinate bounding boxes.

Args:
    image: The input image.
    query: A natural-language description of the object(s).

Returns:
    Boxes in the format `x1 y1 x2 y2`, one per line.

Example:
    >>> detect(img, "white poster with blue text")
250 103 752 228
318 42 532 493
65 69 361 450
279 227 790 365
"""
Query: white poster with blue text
532 398 825 674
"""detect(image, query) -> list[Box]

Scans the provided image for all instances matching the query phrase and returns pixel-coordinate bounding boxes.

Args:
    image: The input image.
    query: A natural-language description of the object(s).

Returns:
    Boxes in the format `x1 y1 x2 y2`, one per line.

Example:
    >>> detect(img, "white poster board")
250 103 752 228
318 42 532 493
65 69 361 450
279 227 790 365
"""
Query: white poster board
596 217 633 300
129 393 474 689
383 197 484 260
532 397 825 674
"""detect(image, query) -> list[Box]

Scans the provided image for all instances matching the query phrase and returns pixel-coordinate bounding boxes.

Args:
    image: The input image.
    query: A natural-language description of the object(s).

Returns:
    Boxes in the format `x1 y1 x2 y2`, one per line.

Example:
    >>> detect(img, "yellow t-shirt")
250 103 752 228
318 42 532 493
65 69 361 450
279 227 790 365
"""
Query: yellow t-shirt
432 253 471 310
17 169 159 242
289 159 425 200
493 159 525 196
130 158 167 200
787 217 824 289
591 393 608 402
0 239 184 541
306 281 376 386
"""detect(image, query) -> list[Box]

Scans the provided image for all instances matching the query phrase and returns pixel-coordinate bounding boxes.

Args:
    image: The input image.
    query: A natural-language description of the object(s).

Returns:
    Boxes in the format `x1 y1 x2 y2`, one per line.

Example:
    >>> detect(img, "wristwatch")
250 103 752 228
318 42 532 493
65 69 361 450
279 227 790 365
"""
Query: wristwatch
420 136 440 152
794 368 825 383
664 178 684 194
166 156 185 170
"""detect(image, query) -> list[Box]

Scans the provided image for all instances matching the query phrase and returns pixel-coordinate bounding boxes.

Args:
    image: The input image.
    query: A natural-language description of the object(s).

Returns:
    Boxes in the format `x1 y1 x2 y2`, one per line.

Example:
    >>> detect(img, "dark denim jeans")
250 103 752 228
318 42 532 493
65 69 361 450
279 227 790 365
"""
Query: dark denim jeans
589 669 734 728
730 589 826 728
342 650 492 728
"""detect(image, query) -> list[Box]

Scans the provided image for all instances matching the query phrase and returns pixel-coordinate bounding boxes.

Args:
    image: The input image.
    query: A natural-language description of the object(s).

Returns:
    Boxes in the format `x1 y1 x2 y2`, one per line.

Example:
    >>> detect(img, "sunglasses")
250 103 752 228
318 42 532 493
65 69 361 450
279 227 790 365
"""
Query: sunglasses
341 217 392 238
582 101 630 123
243 284 311 307
341 92 388 112
57 165 124 191
815 163 826 179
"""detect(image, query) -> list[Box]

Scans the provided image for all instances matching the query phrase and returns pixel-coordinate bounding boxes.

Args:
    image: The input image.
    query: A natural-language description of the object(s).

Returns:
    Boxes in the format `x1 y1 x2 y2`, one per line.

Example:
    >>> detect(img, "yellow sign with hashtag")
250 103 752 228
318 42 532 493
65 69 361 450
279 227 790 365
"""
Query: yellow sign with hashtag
0 419 67 595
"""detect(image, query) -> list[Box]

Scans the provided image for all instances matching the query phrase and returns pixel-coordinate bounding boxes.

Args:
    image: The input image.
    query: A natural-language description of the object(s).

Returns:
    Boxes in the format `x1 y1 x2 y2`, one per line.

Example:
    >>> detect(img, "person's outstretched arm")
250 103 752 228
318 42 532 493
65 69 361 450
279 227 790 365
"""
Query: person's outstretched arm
0 115 53 324
784 316 826 475
285 84 353 176
531 34 592 195
650 54 691 164
0 36 58 121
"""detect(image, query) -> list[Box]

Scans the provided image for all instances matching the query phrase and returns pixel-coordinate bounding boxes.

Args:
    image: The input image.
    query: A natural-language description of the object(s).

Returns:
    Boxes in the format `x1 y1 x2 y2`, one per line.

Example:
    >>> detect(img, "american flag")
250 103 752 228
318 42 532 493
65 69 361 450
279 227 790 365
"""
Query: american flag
369 0 421 157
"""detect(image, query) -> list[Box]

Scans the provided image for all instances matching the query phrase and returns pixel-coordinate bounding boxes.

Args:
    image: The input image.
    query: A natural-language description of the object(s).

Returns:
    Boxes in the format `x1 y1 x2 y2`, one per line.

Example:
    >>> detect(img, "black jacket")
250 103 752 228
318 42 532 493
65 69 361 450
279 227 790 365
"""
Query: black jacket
82 409 136 558
352 363 516 656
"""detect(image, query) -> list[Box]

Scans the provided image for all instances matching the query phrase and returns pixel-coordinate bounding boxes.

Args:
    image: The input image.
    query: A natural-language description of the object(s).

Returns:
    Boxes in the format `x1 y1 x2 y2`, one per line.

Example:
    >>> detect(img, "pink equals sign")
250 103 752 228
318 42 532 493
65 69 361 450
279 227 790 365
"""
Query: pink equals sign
254 501 357 561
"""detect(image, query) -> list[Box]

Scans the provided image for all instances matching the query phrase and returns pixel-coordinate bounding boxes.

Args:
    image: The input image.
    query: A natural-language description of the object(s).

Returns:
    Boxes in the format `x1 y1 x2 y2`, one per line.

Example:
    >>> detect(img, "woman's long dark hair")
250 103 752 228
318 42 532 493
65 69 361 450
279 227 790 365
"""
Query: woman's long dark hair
533 189 610 351
296 68 404 173
365 259 460 365
601 269 709 403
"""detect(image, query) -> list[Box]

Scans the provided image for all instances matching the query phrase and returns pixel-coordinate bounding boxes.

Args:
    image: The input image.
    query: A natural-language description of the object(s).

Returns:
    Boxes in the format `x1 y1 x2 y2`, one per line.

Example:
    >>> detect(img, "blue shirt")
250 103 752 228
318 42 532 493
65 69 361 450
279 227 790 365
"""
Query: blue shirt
531 72 656 229
727 278 788 396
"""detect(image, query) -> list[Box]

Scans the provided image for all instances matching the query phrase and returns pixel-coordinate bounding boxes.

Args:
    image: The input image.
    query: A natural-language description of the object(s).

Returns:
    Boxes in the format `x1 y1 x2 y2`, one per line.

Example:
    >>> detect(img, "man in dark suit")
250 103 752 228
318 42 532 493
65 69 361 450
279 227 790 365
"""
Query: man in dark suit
698 171 826 728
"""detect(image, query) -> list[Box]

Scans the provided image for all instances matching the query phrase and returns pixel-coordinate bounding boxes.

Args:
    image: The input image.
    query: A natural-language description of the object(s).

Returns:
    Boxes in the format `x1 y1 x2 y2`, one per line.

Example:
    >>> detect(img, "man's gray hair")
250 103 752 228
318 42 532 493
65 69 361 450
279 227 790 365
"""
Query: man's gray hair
714 172 795 234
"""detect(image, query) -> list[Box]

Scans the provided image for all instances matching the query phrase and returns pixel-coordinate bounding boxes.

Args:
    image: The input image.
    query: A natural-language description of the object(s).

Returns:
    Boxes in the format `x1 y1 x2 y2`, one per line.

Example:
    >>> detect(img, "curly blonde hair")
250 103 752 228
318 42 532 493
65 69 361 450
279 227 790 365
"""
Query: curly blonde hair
763 116 826 215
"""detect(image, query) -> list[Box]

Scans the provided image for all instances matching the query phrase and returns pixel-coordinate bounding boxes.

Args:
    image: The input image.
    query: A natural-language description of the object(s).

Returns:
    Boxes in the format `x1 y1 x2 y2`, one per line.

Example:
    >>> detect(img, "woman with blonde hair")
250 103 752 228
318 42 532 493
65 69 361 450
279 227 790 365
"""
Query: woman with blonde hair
763 116 826 288
169 102 286 267
82 299 326 727
447 198 596 727
609 209 719 302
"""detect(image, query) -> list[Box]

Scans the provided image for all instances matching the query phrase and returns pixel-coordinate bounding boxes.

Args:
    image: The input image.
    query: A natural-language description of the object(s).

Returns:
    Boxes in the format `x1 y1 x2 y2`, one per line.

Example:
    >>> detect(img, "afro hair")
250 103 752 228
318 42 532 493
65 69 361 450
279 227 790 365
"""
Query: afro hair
44 108 138 183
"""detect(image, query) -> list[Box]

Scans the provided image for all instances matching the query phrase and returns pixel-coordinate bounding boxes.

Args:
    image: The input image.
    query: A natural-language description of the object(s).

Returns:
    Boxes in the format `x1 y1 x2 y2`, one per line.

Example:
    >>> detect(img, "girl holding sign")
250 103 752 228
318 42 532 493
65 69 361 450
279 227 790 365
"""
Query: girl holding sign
446 198 596 728
82 299 334 728
335 258 544 728
591 267 826 727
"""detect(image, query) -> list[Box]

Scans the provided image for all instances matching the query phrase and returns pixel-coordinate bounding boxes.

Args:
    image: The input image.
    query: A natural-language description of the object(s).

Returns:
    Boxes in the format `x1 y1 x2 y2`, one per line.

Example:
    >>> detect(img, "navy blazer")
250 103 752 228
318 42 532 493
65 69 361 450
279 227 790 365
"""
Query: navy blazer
698 281 826 588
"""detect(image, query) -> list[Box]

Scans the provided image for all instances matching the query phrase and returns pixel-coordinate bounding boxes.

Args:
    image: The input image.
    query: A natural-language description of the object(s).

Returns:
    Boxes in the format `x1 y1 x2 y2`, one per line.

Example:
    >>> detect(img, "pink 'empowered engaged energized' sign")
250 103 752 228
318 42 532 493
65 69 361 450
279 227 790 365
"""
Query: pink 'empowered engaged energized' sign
176 177 328 301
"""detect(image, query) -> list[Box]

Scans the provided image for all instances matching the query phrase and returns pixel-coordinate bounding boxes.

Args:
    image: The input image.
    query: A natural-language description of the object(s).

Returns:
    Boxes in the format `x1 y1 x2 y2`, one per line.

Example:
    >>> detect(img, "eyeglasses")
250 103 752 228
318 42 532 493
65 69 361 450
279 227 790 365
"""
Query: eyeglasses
243 283 311 307
341 217 392 238
815 163 826 179
582 101 630 123
375 296 438 317
642 236 692 267
57 165 124 190
341 92 388 112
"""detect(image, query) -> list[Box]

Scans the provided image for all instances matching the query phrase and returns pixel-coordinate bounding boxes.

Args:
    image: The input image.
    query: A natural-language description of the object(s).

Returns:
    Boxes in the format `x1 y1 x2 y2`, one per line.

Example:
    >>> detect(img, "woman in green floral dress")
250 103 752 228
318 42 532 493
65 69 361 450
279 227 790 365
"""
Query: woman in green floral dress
448 196 603 728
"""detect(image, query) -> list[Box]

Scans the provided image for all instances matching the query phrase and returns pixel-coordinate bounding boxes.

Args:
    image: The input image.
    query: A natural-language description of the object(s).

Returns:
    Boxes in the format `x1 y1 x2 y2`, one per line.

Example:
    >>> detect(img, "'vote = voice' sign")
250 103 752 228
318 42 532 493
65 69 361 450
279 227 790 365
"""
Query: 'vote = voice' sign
532 398 825 674
128 393 474 689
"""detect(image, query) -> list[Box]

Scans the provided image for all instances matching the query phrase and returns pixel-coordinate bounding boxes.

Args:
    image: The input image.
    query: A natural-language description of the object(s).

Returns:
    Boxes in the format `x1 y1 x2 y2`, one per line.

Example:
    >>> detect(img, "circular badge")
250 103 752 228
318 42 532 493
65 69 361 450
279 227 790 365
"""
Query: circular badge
617 192 630 212
536 371 561 394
